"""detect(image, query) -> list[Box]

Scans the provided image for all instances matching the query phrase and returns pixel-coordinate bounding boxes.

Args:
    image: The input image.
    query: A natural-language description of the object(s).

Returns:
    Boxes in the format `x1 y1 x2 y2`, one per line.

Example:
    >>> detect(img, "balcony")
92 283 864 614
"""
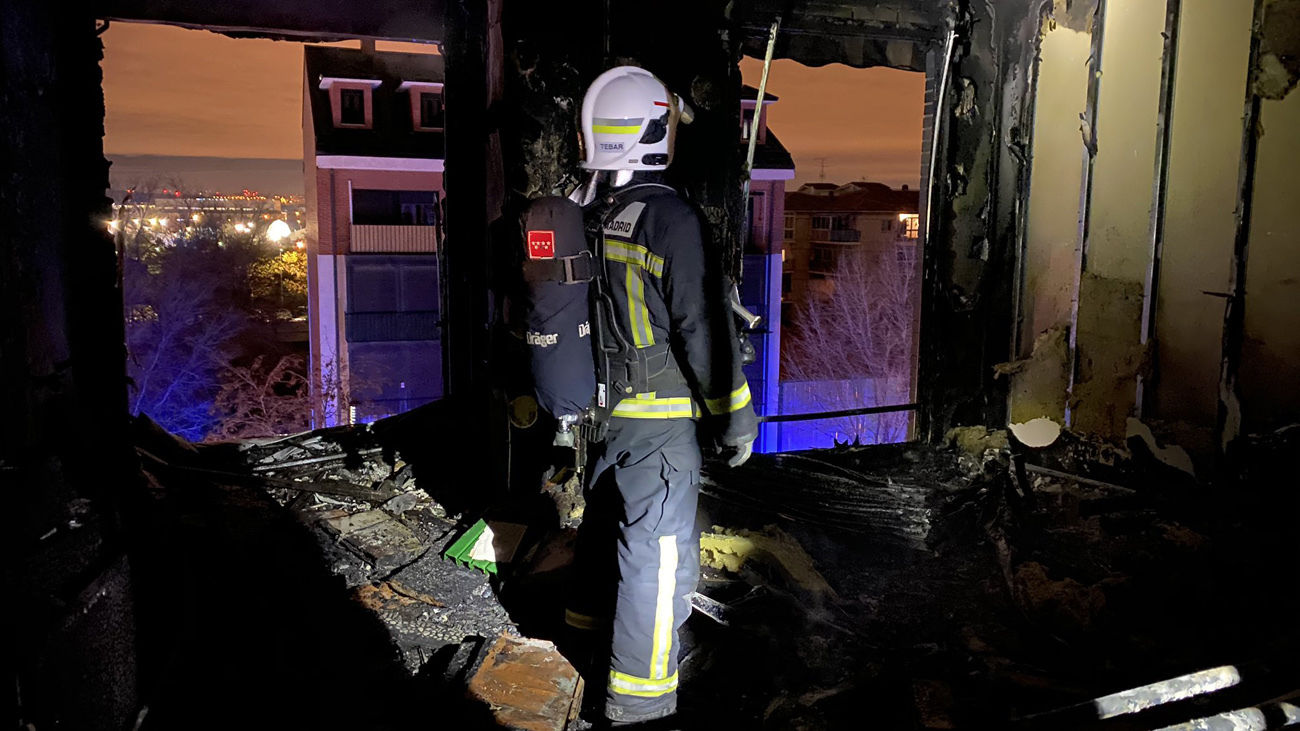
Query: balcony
351 225 438 253
811 228 861 244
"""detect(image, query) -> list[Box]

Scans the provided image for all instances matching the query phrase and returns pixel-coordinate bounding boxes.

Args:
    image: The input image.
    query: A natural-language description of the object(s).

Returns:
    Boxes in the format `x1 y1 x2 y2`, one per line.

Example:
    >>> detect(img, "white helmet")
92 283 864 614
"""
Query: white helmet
580 66 694 171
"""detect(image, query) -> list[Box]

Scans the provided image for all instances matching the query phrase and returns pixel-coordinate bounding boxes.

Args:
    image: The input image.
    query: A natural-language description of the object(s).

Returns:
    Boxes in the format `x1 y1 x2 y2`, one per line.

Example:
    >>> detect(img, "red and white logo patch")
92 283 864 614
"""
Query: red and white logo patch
527 230 555 260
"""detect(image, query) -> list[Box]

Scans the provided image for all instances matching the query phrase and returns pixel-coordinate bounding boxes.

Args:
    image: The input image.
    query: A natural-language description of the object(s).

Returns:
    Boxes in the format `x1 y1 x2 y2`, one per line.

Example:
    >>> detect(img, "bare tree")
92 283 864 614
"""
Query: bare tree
123 239 251 442
116 180 314 441
207 354 311 441
782 245 916 443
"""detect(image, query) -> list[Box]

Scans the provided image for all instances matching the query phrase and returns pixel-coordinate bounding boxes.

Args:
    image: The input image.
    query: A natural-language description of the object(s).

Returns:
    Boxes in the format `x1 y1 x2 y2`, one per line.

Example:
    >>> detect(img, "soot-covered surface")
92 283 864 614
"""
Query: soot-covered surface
125 412 1300 729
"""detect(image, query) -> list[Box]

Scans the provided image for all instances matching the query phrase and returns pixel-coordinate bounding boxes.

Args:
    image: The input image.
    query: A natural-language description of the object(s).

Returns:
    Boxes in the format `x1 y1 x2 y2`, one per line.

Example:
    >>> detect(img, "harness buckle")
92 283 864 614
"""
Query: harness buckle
561 250 594 284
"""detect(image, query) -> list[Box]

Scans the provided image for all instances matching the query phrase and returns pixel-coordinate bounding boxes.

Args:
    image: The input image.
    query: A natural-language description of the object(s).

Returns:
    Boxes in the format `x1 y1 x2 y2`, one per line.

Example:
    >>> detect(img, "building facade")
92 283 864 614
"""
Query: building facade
776 181 921 450
782 181 920 313
738 87 795 452
303 46 446 425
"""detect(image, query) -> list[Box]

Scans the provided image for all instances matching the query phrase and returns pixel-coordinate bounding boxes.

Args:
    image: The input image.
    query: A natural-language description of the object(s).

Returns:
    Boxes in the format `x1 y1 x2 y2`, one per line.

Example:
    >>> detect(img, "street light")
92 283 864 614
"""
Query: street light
266 219 291 243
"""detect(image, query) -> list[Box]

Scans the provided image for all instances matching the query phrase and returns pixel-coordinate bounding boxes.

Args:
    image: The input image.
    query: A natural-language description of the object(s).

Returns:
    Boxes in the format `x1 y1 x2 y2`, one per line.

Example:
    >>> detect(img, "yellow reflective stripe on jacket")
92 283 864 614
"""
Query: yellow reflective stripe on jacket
651 535 678 679
604 239 665 277
609 670 679 698
610 395 700 419
703 382 753 416
625 260 654 347
604 238 663 349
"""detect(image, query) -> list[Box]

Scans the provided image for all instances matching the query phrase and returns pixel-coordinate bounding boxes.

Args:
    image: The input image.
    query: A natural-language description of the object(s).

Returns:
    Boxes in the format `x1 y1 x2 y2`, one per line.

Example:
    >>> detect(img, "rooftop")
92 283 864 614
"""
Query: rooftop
304 46 446 160
786 181 919 213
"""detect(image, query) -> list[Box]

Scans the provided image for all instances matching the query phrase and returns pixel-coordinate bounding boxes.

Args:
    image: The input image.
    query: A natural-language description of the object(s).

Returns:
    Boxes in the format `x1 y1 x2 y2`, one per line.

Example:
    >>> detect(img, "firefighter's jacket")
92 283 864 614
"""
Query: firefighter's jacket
593 183 758 447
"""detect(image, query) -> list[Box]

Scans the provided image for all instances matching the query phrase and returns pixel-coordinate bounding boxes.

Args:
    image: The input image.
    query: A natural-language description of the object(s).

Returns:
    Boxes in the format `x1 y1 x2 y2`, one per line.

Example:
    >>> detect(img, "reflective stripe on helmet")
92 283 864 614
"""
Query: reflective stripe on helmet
593 116 644 134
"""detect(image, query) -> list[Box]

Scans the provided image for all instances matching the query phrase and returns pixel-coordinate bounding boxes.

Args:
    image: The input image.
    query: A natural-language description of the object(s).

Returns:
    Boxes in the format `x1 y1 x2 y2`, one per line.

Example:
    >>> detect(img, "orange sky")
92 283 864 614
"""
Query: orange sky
740 58 924 188
102 23 923 189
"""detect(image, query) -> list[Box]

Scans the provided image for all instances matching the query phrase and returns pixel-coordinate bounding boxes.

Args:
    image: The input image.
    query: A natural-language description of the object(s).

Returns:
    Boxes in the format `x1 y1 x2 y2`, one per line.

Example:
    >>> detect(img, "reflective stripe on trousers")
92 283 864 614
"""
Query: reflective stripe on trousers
588 418 701 723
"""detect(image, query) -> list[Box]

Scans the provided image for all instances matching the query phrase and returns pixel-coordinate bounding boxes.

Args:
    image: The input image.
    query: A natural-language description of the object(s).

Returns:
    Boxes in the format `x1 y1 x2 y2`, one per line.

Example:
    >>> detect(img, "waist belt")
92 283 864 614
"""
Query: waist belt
606 342 687 399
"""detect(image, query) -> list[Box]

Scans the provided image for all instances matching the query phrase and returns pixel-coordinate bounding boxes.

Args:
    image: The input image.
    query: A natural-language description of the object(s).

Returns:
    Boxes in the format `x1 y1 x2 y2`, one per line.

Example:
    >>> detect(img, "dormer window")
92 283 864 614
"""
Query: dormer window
400 81 445 132
740 102 769 143
739 90 776 144
419 93 444 129
319 77 382 129
741 107 756 140
340 89 365 125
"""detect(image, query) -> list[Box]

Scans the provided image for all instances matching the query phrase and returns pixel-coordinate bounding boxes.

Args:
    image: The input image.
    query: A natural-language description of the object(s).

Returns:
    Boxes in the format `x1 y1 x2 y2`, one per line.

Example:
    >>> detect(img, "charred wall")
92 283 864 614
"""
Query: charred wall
918 0 1037 438
3 4 138 727
1003 0 1300 465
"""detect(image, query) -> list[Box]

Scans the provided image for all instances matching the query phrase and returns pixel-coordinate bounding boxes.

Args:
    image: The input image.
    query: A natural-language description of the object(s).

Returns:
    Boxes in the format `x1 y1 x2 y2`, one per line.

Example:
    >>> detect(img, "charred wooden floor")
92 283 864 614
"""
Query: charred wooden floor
122 408 1300 730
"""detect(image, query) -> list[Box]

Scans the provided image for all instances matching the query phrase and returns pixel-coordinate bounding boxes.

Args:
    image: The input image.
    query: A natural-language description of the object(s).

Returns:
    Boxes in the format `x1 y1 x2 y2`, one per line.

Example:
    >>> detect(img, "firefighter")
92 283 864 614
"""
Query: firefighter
565 66 758 727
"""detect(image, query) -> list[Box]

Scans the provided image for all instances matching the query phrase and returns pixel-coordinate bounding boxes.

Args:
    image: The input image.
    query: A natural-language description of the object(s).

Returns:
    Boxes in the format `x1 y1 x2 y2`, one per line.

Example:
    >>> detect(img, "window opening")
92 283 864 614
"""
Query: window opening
419 92 444 129
741 57 927 451
339 88 366 125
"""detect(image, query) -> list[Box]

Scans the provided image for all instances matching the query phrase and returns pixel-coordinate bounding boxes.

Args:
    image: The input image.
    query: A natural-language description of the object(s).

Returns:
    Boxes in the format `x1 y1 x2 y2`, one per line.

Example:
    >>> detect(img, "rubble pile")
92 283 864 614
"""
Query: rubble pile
237 429 519 674
126 412 1300 729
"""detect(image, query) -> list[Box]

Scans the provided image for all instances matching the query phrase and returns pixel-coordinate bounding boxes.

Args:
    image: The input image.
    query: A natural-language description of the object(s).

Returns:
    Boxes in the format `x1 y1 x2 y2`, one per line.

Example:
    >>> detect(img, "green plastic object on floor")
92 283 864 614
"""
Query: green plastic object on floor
444 519 499 575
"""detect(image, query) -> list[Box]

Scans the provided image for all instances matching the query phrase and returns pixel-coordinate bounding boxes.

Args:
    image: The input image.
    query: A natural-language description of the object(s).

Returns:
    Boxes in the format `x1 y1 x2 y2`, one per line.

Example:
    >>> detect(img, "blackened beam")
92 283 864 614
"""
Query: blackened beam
1016 665 1243 727
1152 695 1300 731
250 447 384 473
757 402 919 423
100 0 445 42
737 0 946 40
141 449 401 503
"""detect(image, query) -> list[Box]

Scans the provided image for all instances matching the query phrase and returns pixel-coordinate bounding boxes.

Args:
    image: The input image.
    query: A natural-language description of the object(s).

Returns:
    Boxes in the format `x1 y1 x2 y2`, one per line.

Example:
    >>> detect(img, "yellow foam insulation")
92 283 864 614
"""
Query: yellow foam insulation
700 525 835 598
944 425 1009 456
995 325 1070 424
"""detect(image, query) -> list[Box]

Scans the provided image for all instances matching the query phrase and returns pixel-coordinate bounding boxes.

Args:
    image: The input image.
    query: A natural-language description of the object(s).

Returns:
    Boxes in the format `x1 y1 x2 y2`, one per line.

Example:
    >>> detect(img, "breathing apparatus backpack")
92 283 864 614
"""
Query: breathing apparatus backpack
519 196 597 438
522 184 741 449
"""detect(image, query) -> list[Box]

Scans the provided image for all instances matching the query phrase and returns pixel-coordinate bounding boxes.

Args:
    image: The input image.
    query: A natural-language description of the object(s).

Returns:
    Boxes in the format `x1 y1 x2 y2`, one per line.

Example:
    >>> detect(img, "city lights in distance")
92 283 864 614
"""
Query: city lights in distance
266 219 291 242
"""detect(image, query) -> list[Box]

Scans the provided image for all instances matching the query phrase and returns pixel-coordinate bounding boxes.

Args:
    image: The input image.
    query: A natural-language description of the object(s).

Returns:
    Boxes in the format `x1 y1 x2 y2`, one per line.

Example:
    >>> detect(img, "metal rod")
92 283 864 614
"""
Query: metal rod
737 16 781 283
743 18 780 183
1136 0 1183 416
921 28 956 253
918 27 956 441
758 402 919 424
1022 463 1136 493
1065 0 1109 427
1216 0 1266 458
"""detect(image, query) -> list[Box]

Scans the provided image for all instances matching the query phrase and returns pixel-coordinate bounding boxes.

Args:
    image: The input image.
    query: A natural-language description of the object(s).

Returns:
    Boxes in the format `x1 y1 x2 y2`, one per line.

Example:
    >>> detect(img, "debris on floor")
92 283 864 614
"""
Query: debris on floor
700 525 835 598
445 519 530 574
467 635 583 731
124 404 1300 729
322 509 427 573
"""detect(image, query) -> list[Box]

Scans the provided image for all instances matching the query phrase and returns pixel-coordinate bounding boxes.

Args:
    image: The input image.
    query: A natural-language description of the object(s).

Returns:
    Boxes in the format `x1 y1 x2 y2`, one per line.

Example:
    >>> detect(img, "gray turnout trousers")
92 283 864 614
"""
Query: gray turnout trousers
567 417 702 723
